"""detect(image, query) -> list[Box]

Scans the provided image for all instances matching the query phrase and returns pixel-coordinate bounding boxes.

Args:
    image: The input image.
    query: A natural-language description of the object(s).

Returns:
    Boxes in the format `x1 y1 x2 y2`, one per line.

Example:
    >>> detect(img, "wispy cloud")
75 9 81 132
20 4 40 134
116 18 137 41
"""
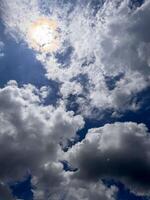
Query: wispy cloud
1 0 150 117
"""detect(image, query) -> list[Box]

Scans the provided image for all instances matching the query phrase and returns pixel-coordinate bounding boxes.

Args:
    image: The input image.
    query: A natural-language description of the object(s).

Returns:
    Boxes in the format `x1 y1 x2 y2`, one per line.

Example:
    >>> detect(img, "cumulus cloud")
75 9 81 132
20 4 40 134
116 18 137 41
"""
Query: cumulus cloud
61 178 118 200
67 122 150 196
0 81 118 199
31 162 66 200
32 168 118 200
0 81 84 198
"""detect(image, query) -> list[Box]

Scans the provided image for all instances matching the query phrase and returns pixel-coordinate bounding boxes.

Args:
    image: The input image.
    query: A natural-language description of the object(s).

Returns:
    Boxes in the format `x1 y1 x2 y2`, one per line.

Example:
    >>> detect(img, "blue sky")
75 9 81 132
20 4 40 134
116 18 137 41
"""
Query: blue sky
0 0 150 199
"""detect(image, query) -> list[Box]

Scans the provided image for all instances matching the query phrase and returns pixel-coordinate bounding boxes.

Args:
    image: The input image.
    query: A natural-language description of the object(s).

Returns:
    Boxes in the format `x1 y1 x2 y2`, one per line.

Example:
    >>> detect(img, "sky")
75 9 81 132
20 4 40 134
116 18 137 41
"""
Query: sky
0 0 150 199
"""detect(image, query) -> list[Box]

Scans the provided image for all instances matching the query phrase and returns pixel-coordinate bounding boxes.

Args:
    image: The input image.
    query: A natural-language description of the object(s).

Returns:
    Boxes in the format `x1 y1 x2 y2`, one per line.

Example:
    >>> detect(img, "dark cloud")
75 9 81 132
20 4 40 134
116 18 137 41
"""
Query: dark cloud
67 122 150 195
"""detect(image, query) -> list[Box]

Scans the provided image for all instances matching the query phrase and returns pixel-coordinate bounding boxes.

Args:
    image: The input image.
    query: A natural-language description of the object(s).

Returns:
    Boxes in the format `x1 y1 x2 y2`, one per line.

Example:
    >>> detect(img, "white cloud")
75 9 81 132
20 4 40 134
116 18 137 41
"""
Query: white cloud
0 0 40 41
41 0 150 116
0 80 84 198
60 81 83 99
2 0 150 117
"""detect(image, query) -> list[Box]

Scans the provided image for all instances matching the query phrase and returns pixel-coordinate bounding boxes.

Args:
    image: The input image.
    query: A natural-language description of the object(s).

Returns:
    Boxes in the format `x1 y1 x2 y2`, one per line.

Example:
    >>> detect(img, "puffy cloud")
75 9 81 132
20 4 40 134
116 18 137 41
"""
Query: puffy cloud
32 167 118 200
66 122 150 196
62 178 118 200
60 81 83 99
0 81 117 199
31 162 66 200
0 80 84 198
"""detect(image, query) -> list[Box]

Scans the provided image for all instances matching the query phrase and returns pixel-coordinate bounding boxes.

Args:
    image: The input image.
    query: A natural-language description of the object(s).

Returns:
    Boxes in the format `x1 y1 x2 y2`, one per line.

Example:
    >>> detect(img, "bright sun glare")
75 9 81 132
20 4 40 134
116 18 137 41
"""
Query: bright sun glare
28 18 59 53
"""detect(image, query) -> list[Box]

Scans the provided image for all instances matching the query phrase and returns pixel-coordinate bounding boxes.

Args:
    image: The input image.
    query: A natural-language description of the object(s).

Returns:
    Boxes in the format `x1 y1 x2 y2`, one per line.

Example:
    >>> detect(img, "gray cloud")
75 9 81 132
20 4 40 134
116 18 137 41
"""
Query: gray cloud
67 122 150 196
61 178 118 200
33 167 118 200
0 183 14 200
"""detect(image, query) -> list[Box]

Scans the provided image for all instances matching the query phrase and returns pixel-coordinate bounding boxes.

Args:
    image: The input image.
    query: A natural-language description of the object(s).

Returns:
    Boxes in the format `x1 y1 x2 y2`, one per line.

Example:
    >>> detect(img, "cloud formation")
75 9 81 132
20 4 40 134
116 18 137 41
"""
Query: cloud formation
0 0 150 199
0 81 84 199
1 0 150 117
67 122 150 196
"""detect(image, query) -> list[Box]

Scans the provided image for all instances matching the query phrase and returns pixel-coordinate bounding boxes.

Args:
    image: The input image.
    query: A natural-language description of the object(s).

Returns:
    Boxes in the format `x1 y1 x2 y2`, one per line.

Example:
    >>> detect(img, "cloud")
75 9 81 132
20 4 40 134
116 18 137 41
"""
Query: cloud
31 162 66 200
0 80 84 198
66 122 150 196
1 0 150 198
1 0 150 117
32 166 118 200
0 0 40 41
41 0 150 116
0 183 14 200
60 81 83 98
64 0 150 115
0 82 117 199
61 178 118 200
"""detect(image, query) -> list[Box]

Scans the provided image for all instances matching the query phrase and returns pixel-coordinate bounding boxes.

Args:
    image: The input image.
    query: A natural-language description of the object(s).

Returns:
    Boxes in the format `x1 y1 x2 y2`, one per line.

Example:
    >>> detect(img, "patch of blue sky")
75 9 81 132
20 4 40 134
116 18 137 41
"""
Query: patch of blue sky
10 175 33 200
55 45 74 68
129 0 145 9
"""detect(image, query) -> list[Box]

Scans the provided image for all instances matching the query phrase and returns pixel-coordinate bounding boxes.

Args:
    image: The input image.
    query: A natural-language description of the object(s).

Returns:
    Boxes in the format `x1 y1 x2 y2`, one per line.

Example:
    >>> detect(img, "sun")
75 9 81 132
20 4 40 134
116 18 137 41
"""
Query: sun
27 17 59 53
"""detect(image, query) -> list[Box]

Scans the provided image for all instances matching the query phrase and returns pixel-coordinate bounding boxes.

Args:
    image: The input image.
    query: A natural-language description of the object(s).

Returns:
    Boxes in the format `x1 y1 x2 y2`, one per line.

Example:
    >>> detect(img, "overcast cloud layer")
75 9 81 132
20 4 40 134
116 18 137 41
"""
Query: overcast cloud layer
0 0 150 199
